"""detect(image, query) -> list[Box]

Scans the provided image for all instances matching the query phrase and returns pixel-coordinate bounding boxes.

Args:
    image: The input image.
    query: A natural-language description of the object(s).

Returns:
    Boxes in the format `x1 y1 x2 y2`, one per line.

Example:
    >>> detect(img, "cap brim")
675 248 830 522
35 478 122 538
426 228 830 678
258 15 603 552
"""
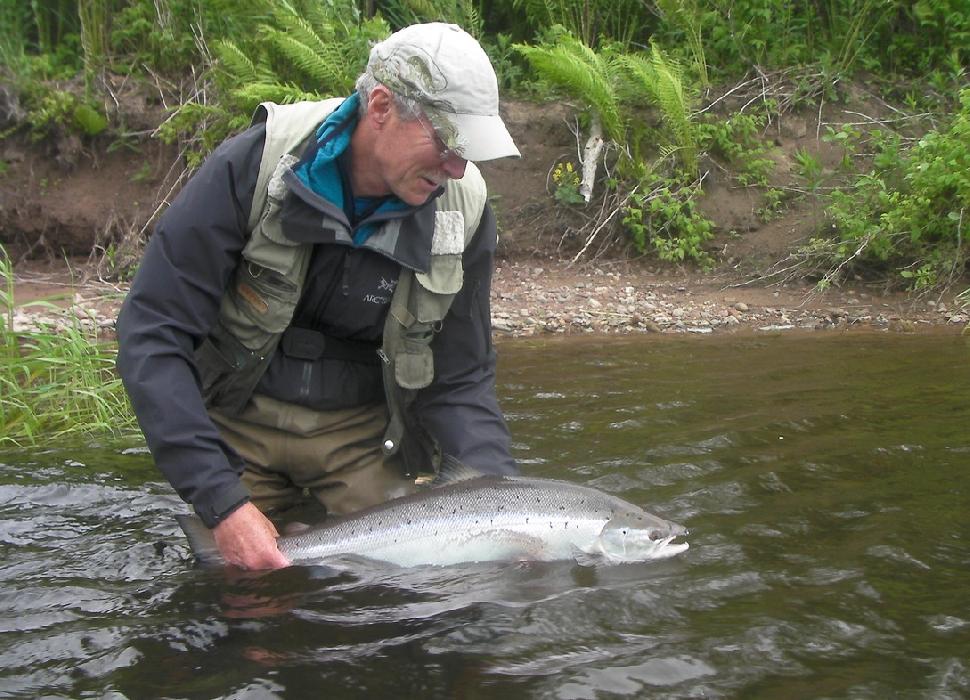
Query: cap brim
436 112 520 162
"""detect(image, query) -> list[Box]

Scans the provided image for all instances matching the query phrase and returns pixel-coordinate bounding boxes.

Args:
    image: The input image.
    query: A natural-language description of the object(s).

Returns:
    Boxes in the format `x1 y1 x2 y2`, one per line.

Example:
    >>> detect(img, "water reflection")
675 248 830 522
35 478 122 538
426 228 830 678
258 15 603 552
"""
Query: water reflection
1 332 968 698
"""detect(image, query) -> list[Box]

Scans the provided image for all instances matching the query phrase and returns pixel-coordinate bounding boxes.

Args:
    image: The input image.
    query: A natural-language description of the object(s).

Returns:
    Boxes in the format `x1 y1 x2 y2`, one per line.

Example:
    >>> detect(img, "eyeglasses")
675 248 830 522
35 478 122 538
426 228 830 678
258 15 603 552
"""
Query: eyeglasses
417 116 464 163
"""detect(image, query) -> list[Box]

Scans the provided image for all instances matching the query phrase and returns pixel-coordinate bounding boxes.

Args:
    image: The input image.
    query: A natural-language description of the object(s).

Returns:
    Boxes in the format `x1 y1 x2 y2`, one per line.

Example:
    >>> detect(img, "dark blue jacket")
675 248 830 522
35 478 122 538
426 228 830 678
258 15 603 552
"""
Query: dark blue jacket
116 121 515 527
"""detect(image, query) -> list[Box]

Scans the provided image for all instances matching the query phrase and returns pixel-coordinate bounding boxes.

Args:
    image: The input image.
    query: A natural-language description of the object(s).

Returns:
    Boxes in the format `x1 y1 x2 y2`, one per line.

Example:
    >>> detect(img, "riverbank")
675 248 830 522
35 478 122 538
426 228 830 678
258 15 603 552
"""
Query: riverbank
8 256 968 338
4 91 969 339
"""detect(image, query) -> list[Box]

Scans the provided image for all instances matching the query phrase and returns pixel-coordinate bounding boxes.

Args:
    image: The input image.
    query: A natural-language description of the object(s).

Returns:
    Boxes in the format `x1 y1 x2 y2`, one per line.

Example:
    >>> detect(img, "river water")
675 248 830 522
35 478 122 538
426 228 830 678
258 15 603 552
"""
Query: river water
1 332 968 699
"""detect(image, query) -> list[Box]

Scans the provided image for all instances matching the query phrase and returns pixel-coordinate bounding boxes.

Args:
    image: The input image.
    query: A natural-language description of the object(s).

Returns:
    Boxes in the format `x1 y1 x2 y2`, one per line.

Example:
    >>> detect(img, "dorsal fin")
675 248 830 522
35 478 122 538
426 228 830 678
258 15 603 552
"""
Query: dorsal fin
432 454 485 486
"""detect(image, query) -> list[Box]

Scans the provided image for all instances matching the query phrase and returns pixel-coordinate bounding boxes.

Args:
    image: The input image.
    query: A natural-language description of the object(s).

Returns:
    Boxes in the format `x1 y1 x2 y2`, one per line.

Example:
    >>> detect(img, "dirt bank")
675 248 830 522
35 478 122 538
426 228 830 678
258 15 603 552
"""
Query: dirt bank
3 88 968 337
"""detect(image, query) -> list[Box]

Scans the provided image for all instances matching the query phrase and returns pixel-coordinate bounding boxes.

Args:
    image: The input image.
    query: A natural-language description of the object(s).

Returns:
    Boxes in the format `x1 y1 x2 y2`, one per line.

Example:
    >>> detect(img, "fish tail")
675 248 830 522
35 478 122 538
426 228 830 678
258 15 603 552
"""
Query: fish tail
176 514 225 566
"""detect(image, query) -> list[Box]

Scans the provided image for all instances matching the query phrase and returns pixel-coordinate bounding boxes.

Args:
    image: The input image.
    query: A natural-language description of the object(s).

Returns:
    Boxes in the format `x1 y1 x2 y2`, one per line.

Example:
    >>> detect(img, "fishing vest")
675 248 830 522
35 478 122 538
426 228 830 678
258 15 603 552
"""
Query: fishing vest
194 99 488 475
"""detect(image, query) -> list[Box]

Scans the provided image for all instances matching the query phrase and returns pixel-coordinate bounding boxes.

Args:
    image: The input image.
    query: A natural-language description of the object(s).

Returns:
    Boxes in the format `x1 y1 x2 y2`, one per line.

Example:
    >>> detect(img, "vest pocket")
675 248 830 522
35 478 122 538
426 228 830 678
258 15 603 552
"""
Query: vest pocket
195 326 264 409
413 253 462 323
227 263 300 345
394 333 435 390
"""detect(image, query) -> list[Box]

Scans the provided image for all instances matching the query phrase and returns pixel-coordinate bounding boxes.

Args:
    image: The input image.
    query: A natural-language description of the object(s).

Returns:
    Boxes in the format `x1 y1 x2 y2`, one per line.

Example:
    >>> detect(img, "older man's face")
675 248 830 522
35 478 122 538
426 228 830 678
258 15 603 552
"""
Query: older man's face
372 104 468 206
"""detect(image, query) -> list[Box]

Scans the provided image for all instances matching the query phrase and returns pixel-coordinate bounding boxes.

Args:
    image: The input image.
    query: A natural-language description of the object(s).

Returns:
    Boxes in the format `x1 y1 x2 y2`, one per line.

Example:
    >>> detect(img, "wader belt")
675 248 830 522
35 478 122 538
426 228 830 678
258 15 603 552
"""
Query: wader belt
280 327 381 366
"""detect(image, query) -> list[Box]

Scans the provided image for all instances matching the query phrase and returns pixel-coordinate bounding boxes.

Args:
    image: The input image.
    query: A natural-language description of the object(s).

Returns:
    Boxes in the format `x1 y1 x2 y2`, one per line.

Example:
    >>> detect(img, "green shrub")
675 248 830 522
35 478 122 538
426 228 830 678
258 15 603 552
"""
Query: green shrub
16 85 109 141
820 88 970 289
111 0 270 76
157 0 387 165
623 173 714 265
697 111 775 187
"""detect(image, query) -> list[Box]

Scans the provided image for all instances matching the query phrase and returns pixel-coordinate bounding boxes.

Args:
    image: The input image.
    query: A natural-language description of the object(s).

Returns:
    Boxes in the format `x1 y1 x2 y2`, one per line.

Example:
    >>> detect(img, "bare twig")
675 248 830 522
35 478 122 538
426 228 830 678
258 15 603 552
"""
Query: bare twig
567 188 630 265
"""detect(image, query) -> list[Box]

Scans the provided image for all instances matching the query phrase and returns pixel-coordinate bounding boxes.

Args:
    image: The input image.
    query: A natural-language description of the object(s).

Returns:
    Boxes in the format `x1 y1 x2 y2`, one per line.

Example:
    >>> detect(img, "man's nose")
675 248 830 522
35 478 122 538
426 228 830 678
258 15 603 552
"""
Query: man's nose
442 152 467 179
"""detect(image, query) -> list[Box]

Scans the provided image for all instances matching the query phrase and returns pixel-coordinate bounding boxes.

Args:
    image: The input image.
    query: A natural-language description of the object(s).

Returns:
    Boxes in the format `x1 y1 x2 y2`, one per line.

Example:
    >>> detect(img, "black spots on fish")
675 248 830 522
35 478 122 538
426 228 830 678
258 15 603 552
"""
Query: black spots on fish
559 505 566 511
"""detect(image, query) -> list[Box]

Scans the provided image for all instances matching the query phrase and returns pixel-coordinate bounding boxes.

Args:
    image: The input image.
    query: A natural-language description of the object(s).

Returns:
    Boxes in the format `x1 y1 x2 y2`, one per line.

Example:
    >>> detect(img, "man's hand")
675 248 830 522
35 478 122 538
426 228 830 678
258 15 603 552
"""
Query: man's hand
213 502 291 570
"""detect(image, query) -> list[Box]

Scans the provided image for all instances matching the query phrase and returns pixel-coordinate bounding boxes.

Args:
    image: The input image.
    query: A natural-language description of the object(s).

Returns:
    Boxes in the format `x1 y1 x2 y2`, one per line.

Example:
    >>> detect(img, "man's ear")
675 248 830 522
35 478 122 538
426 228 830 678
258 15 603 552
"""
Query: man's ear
367 86 395 128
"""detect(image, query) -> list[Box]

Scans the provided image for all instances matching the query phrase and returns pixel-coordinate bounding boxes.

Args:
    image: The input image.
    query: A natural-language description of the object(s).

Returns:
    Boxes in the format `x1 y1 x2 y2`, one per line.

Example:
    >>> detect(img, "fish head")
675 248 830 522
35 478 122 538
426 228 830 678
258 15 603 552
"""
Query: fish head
596 511 689 562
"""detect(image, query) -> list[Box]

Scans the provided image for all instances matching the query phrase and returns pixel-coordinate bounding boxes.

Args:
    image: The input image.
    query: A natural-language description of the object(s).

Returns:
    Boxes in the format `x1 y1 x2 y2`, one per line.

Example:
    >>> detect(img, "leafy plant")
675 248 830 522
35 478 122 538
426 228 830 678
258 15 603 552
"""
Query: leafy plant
615 44 698 174
511 0 649 49
653 0 708 87
822 123 863 172
757 187 789 222
623 173 714 265
551 160 584 204
111 0 270 76
515 30 622 202
483 32 527 91
697 111 775 187
515 31 623 141
818 88 970 289
378 0 483 37
517 32 700 204
792 147 824 193
159 0 387 165
19 86 108 141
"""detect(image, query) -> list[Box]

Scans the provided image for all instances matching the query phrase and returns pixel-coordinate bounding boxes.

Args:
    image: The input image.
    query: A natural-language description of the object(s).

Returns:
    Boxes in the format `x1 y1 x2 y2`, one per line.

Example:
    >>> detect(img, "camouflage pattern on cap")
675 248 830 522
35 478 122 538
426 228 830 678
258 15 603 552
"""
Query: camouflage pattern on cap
368 45 469 155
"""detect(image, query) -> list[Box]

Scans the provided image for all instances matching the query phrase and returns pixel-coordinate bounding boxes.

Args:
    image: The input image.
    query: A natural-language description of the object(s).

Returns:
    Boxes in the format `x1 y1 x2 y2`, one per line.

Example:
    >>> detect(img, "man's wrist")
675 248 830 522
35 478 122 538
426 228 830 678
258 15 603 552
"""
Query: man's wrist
193 482 251 528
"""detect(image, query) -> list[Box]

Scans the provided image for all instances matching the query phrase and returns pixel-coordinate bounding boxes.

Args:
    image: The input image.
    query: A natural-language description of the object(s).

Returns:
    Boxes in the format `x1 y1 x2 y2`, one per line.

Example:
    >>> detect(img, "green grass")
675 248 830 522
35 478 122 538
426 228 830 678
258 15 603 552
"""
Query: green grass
0 248 137 446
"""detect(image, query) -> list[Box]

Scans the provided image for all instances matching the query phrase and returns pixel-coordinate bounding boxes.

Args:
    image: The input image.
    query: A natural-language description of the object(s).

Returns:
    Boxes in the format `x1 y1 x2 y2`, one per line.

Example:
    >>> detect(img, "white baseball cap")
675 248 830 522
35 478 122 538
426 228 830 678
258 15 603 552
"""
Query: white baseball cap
367 23 520 162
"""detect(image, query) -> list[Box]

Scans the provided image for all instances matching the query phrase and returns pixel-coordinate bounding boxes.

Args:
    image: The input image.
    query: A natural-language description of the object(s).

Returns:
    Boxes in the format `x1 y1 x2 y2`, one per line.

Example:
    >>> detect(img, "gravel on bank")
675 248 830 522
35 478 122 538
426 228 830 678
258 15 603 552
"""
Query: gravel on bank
8 260 970 337
488 261 969 337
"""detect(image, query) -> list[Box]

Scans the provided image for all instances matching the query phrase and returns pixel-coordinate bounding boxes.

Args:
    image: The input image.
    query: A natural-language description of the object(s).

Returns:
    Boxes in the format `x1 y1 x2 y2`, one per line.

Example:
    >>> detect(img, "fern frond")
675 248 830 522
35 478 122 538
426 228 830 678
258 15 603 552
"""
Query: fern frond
614 53 657 105
460 0 483 37
213 39 261 83
303 0 358 37
616 45 697 173
273 2 336 45
516 36 622 141
231 81 324 110
263 30 334 86
648 44 696 169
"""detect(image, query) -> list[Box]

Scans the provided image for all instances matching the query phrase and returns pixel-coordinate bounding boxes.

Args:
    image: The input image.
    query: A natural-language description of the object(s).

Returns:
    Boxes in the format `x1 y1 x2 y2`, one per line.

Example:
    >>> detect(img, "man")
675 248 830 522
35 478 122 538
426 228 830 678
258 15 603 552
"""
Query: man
117 23 520 570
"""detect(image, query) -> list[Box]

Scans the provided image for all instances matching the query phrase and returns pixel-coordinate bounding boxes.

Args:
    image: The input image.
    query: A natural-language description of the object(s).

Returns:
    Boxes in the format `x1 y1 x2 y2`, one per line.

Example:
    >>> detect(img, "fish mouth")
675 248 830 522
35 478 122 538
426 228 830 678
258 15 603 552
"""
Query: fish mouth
648 524 689 559
655 535 690 559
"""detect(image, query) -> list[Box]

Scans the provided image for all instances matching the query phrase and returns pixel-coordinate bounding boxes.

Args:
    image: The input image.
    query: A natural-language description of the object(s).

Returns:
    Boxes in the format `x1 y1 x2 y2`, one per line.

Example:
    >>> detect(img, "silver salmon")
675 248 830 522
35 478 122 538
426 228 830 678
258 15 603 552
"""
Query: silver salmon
177 460 689 568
